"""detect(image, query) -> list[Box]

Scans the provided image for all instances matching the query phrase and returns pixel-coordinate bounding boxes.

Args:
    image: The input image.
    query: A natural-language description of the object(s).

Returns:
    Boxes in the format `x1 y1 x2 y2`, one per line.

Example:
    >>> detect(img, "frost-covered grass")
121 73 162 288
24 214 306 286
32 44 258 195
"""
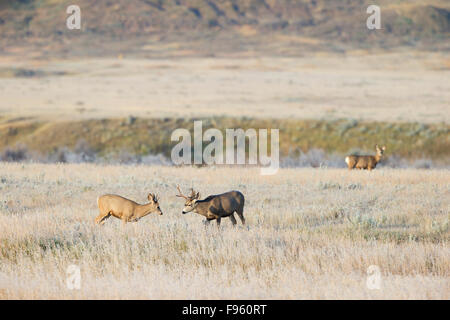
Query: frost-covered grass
0 163 448 299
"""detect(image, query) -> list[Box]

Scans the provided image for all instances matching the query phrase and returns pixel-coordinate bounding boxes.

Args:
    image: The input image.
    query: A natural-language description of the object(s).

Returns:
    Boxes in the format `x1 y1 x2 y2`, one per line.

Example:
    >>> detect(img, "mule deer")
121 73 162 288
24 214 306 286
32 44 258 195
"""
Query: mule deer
176 185 245 227
345 145 386 170
95 193 162 225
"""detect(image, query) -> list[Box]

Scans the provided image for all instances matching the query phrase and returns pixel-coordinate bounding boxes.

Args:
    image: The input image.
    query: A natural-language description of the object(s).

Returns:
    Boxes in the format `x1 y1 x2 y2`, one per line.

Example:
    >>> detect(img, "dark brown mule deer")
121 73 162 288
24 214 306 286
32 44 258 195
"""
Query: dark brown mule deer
176 185 245 227
345 145 386 171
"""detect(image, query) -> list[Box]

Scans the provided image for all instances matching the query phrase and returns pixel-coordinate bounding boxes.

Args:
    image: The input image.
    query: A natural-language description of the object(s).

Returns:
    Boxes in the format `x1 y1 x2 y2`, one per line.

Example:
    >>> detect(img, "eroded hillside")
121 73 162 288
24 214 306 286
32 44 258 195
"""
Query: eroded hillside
0 0 449 57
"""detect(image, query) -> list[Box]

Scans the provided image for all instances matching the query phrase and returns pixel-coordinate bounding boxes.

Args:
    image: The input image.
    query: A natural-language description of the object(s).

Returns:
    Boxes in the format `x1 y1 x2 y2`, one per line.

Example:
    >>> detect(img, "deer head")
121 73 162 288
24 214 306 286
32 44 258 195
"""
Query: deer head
375 144 386 157
176 185 200 214
147 193 163 215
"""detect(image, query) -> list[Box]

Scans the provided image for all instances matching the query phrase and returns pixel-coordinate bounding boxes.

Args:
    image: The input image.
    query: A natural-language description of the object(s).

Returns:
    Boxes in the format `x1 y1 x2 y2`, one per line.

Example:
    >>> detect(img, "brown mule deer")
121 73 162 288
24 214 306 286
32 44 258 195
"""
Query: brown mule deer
345 145 386 170
95 193 162 225
176 185 245 227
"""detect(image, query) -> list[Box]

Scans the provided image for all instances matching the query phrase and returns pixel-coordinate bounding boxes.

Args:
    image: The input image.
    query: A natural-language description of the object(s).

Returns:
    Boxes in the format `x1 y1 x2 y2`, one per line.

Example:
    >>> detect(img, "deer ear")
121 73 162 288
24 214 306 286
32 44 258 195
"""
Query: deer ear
382 146 386 151
196 192 200 199
148 193 153 201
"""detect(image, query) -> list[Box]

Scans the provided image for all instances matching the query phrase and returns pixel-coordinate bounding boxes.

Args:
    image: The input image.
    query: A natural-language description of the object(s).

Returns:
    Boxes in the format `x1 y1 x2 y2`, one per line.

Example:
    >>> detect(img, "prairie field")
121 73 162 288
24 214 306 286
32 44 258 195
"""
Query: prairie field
0 163 448 299
1 53 449 124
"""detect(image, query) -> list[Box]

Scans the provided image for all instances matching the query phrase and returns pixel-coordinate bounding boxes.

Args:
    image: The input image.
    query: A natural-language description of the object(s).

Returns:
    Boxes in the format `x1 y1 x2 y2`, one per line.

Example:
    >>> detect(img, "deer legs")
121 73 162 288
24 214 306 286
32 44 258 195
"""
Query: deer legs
204 216 222 228
95 212 111 225
203 210 245 228
236 209 245 225
204 214 243 228
229 214 237 226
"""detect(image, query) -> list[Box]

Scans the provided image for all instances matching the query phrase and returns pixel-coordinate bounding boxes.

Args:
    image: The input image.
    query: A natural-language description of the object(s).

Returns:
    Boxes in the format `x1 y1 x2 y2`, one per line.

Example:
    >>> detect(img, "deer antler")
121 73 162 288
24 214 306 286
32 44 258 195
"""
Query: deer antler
176 185 189 199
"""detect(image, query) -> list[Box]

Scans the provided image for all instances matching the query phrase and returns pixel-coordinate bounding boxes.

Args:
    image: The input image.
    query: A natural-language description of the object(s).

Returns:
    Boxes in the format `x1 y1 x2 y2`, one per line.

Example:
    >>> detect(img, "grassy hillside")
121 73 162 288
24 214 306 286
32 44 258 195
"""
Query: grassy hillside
0 0 449 57
0 117 448 164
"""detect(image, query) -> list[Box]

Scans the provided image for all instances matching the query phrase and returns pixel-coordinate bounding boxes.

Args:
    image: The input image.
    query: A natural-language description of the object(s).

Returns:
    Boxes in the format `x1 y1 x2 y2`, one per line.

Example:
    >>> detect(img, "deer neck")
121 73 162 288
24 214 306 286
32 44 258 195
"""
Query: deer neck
193 200 209 217
375 154 382 163
135 203 154 218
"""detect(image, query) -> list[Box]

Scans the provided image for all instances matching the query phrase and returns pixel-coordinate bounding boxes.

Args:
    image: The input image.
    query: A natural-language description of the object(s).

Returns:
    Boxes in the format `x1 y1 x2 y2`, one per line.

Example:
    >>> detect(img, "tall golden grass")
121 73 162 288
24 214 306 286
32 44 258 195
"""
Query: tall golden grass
0 163 448 299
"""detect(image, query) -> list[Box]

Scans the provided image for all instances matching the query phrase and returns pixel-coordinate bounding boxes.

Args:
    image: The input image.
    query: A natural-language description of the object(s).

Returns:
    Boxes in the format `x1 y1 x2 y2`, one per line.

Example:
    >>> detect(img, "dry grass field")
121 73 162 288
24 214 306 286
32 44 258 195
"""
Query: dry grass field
0 163 448 299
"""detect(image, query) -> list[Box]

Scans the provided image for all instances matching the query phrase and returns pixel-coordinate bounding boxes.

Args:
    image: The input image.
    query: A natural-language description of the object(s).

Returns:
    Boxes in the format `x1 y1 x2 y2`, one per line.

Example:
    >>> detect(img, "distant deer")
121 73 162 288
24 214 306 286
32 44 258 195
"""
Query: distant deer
176 185 245 227
95 193 162 225
345 145 386 170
